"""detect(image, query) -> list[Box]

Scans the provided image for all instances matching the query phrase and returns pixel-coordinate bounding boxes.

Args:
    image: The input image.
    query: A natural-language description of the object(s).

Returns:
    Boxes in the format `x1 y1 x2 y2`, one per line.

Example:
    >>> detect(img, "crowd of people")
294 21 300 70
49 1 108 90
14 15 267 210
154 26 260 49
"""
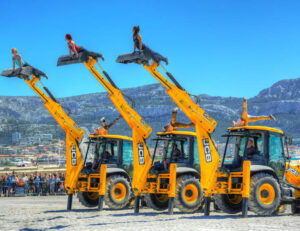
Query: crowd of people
0 172 66 197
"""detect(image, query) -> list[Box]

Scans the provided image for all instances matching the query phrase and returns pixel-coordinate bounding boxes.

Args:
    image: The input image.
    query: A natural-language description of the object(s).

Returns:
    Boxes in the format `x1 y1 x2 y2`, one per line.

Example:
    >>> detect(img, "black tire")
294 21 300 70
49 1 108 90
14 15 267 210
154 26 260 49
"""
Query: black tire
144 193 169 211
174 175 203 213
248 173 281 216
104 174 131 209
291 201 300 214
78 191 99 207
214 194 243 214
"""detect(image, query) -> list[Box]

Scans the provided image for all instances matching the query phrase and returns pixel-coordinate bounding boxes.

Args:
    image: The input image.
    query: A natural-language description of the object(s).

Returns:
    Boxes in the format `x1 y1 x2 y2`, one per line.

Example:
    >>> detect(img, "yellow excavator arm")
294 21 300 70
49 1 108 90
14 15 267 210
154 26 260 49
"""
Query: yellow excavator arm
142 62 220 195
57 53 152 195
84 57 153 194
25 76 85 193
0 67 85 194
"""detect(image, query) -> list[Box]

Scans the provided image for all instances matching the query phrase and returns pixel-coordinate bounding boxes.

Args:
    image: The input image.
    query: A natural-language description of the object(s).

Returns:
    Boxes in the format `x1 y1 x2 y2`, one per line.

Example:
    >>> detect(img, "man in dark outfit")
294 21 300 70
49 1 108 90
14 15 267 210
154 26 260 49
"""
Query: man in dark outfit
100 145 111 163
164 143 182 169
245 140 257 159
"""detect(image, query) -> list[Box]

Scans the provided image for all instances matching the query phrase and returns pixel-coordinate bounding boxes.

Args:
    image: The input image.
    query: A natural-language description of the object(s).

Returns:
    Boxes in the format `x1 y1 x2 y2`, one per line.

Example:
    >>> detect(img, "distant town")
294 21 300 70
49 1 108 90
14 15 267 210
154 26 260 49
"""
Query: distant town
0 132 66 167
0 132 299 167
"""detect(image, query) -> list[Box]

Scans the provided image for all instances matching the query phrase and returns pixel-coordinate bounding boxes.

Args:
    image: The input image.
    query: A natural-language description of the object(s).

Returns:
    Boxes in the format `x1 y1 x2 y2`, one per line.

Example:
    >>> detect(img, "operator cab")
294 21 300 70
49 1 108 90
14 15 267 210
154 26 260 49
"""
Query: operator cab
221 126 286 179
150 131 200 173
82 135 133 175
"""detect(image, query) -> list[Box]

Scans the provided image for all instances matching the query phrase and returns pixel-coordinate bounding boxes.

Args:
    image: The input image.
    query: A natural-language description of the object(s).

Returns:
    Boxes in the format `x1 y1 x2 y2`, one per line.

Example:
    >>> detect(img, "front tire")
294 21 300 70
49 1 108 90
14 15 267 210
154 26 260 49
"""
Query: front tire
104 174 132 209
174 175 203 213
78 191 99 207
214 194 243 214
248 173 281 216
144 193 169 211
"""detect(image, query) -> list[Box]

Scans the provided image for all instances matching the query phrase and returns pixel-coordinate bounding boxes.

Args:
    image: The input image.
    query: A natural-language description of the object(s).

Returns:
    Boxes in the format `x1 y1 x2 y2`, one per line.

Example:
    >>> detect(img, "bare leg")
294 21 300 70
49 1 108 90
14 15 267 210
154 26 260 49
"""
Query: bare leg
240 98 275 125
170 108 194 128
241 98 248 122
247 115 275 123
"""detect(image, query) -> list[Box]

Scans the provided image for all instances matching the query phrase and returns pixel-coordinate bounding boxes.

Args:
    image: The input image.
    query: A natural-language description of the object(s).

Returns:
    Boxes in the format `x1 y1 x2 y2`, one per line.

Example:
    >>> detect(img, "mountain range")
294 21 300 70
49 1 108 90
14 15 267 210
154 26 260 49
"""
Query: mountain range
0 77 300 145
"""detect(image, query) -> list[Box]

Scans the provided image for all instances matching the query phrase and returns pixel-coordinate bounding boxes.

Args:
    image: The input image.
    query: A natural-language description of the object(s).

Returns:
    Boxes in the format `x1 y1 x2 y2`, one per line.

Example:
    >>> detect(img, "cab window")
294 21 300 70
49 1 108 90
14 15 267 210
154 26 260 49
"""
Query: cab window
193 139 200 170
238 135 264 157
166 140 188 161
122 141 133 176
123 141 133 164
269 134 285 178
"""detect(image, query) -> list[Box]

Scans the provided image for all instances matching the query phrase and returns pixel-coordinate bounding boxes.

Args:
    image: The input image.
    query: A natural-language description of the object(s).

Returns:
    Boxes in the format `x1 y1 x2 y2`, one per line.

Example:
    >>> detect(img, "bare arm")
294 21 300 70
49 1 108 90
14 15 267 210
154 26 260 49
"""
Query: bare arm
12 59 15 70
134 42 136 52
18 55 23 68
69 47 72 57
138 35 142 50
71 42 79 57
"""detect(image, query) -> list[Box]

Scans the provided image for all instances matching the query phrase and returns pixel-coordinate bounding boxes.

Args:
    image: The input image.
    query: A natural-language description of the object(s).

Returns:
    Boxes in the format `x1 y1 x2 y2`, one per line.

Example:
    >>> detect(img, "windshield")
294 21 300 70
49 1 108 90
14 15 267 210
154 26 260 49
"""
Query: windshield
222 131 264 168
84 140 117 165
152 138 188 163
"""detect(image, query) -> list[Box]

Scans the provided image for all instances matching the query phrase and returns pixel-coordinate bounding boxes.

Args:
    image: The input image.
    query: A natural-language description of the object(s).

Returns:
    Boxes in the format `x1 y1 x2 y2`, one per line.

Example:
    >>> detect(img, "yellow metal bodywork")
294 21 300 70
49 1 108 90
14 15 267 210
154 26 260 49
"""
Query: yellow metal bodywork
143 62 253 200
24 76 85 194
228 126 284 134
89 134 132 141
144 62 220 196
83 57 155 196
24 75 111 197
210 161 251 197
285 163 300 198
137 163 177 197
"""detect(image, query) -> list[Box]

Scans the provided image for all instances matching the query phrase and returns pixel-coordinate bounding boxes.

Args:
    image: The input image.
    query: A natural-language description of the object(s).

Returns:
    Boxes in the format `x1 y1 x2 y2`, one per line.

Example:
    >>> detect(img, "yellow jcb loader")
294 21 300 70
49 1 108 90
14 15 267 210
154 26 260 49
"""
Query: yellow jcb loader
1 66 135 211
57 49 203 214
116 51 300 216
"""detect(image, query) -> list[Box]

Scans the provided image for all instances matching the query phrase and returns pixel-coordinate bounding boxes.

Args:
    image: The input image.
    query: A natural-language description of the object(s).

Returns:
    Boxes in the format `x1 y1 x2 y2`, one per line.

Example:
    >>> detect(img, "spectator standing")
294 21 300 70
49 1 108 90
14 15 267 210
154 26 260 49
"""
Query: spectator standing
34 174 41 196
3 174 8 196
8 174 19 195
0 176 3 197
49 174 55 195
22 174 29 194
55 174 61 193
28 174 35 194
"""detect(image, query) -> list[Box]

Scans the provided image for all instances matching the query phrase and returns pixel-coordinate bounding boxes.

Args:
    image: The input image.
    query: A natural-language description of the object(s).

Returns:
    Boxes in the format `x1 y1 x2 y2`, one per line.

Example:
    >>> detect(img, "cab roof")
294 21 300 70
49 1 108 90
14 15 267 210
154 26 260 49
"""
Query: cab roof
156 131 196 137
88 134 132 141
228 126 284 135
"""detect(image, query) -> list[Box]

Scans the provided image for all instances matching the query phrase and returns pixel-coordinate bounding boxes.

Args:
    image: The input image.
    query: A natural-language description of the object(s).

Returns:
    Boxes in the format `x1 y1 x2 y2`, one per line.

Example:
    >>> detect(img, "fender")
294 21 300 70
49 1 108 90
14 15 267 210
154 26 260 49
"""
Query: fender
250 165 278 180
176 167 200 178
106 167 131 181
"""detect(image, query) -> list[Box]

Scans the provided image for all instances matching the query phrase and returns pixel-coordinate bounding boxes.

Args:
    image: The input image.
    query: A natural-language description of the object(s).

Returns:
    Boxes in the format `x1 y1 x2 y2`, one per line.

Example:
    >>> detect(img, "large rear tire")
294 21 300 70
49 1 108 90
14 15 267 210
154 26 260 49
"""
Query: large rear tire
104 174 132 209
214 194 243 214
144 193 169 211
248 173 281 216
78 191 99 207
174 175 203 213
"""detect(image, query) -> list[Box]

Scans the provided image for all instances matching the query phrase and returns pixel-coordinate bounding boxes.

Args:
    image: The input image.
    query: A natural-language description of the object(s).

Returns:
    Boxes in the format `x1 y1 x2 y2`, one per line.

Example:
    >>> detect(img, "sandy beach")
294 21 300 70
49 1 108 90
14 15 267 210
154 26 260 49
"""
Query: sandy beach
0 196 299 231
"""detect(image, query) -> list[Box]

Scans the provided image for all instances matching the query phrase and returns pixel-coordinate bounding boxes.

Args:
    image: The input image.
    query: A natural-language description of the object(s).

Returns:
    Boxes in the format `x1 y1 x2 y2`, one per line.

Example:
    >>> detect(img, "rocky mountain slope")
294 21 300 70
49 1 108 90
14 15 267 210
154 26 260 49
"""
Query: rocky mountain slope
0 78 299 145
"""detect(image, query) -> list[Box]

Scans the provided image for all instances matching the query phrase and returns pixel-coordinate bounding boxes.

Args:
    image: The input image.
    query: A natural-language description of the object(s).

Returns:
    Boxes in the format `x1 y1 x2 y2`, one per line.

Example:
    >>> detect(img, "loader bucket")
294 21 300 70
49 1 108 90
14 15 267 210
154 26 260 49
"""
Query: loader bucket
57 47 104 66
1 66 47 79
116 51 149 65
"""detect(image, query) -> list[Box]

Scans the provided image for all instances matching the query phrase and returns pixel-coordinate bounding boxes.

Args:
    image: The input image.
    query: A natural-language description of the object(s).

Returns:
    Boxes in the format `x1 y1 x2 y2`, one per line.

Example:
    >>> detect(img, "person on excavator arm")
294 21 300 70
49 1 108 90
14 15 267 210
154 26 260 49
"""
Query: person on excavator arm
65 34 81 58
232 98 275 127
132 26 169 65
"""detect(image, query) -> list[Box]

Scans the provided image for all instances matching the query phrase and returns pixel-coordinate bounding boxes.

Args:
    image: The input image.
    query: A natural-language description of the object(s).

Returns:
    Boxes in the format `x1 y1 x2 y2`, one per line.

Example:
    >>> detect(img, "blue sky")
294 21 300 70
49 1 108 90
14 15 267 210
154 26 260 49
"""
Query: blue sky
0 0 300 98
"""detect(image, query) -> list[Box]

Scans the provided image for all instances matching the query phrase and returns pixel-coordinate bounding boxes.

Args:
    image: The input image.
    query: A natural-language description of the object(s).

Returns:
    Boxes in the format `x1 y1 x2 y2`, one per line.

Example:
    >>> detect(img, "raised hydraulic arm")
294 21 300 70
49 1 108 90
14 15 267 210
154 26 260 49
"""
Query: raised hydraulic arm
57 53 153 199
1 67 85 209
143 62 220 196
